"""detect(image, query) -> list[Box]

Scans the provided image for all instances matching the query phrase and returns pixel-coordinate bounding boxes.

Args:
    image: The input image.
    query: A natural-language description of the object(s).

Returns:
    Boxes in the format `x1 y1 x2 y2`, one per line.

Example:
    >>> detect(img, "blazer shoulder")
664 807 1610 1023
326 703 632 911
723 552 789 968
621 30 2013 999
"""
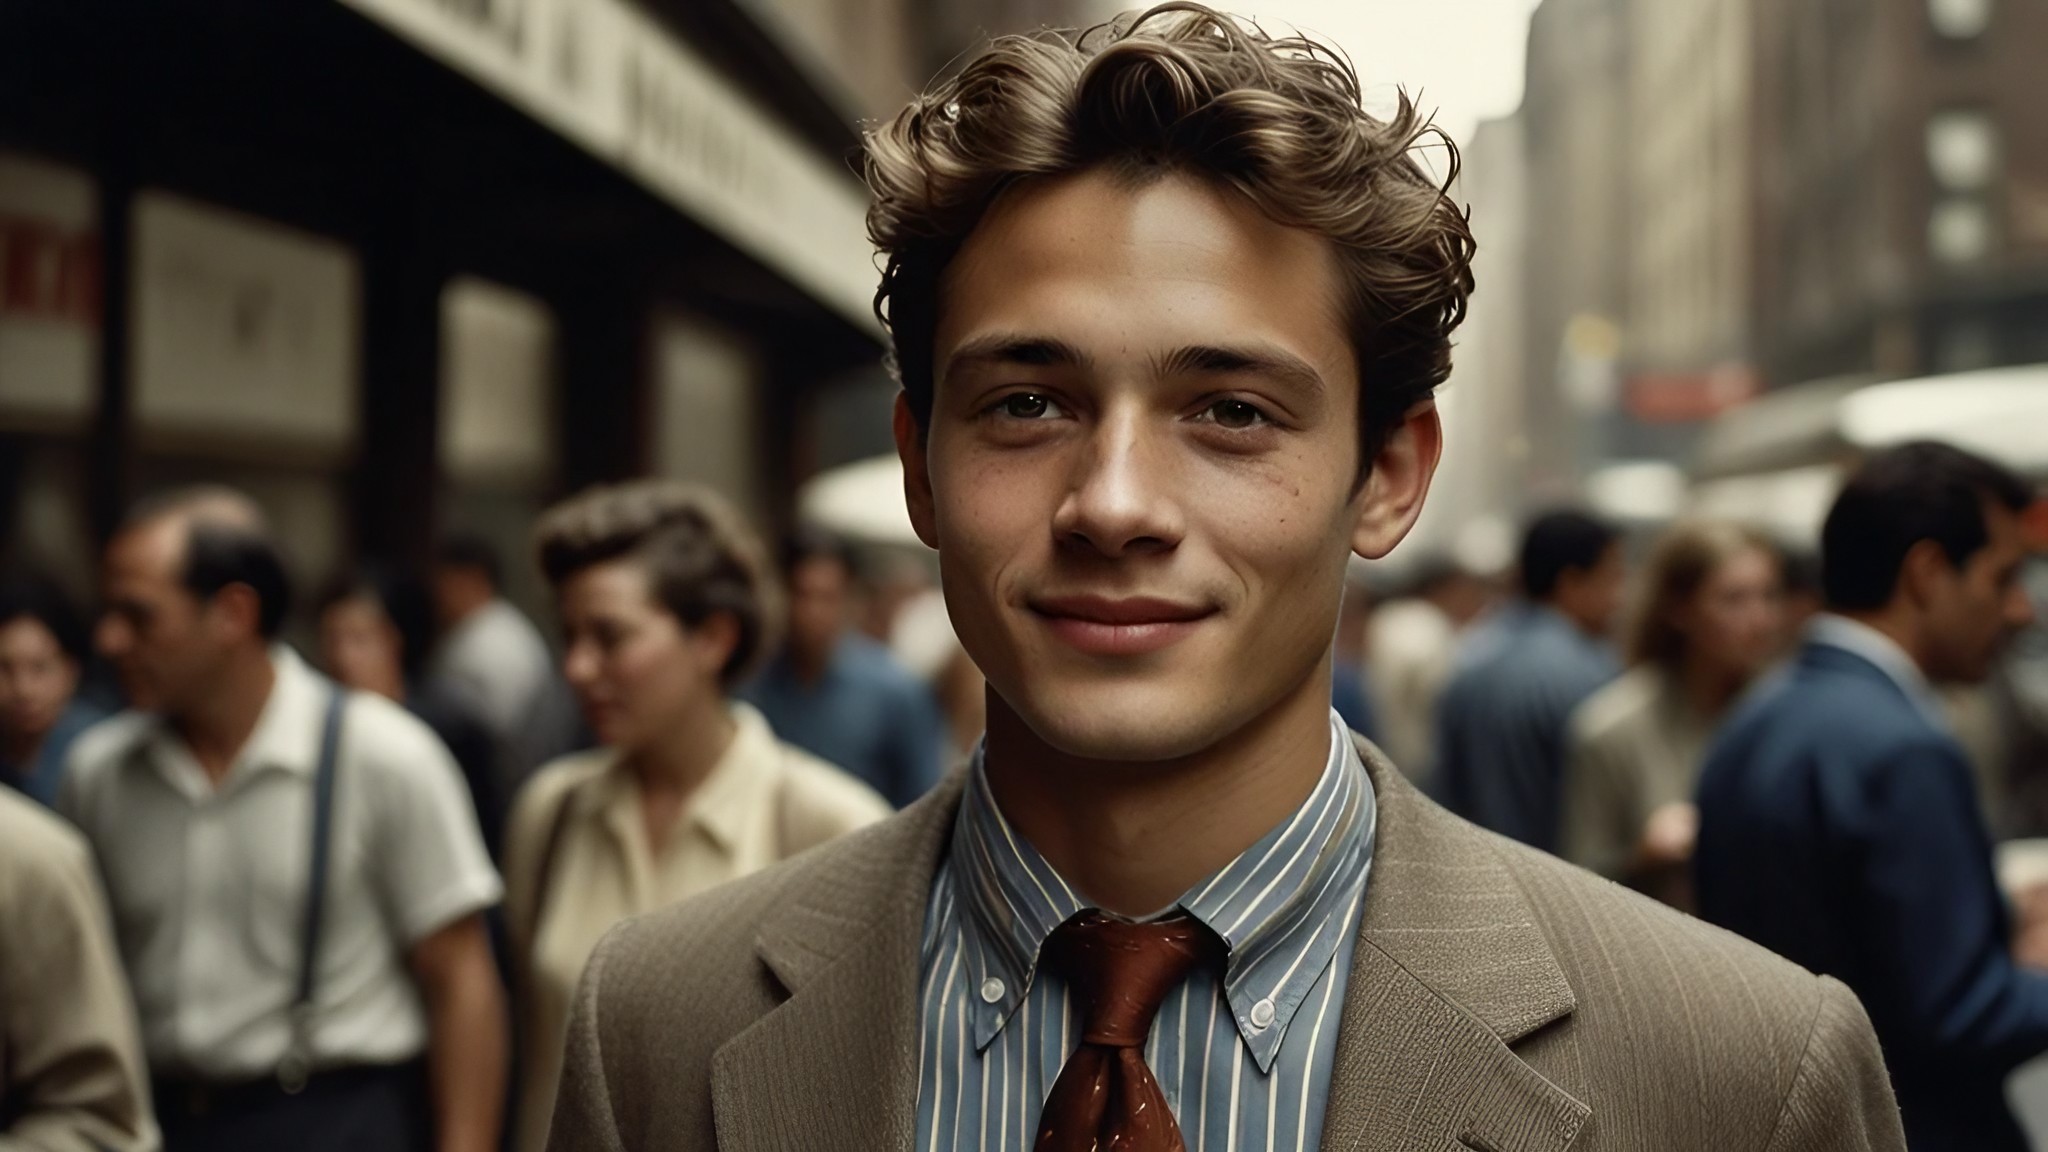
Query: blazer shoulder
1504 834 1823 1003
1490 839 1898 1141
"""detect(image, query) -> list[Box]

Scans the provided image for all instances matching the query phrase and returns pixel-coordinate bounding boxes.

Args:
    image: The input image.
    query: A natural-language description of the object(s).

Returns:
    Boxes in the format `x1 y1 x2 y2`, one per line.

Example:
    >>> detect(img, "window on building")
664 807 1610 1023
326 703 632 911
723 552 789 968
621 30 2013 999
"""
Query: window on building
1926 108 2000 192
1929 197 1995 266
1928 0 1994 39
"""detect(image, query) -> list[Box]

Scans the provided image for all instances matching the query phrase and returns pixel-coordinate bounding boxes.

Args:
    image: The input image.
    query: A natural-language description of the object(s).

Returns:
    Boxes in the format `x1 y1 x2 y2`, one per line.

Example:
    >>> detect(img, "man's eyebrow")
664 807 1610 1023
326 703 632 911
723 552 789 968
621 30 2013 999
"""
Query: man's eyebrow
1156 343 1328 395
943 334 1092 378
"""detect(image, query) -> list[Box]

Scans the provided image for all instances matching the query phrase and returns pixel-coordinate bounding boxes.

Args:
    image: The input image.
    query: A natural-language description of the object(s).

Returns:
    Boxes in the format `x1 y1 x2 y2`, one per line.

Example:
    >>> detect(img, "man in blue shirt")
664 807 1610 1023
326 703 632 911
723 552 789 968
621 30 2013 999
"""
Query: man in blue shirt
1434 511 1623 851
743 529 946 808
1697 442 2042 1151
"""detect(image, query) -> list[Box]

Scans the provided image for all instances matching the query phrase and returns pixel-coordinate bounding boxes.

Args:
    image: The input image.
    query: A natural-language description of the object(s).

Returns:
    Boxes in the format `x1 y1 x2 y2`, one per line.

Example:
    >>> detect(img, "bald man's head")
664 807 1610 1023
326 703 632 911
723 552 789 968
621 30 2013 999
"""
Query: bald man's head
117 486 291 639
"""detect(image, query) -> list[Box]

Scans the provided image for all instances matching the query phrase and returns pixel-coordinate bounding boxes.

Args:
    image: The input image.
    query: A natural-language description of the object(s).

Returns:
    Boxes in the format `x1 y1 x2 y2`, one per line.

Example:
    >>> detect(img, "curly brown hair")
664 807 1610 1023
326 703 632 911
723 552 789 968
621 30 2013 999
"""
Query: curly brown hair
534 481 784 690
865 2 1477 466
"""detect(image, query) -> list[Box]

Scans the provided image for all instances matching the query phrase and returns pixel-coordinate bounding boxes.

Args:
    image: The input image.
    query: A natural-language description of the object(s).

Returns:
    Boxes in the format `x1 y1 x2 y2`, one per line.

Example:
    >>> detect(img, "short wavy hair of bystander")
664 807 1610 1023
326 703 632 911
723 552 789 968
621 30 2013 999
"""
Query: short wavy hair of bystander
865 1 1478 467
534 481 784 690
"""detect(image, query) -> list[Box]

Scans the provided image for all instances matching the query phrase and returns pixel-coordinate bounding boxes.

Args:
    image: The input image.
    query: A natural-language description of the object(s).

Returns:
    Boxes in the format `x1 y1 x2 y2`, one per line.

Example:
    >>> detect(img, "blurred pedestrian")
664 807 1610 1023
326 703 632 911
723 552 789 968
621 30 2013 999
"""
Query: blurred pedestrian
1331 568 1380 741
429 534 580 803
0 785 157 1152
0 572 105 806
1695 442 2041 1151
1560 521 1783 906
317 566 505 860
60 488 506 1152
888 586 986 763
1433 511 1624 851
506 482 887 1152
740 526 946 807
1366 555 1493 782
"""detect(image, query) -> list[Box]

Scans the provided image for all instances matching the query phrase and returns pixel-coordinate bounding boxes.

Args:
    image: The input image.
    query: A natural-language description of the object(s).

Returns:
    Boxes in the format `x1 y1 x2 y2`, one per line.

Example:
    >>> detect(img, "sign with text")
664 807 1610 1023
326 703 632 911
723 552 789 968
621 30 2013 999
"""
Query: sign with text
337 0 877 332
0 153 98 431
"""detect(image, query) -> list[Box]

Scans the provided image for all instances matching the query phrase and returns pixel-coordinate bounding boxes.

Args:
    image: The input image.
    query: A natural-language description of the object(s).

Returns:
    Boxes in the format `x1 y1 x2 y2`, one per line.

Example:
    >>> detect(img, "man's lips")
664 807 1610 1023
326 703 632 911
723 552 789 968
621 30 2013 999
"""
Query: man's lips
1026 594 1217 657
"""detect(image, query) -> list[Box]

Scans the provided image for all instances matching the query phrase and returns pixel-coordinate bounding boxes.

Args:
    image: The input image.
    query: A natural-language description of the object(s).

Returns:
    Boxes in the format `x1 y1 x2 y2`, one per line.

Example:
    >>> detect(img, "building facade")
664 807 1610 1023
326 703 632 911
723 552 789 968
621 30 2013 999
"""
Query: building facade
1752 0 2048 385
0 0 1089 618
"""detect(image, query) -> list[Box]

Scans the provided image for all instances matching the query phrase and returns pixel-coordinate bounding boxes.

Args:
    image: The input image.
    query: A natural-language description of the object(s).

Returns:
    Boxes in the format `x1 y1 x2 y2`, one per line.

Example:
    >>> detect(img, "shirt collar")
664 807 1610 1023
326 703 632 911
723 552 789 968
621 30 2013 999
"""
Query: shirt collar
684 702 785 852
586 701 786 857
144 645 328 800
947 709 1376 1072
1806 614 1949 730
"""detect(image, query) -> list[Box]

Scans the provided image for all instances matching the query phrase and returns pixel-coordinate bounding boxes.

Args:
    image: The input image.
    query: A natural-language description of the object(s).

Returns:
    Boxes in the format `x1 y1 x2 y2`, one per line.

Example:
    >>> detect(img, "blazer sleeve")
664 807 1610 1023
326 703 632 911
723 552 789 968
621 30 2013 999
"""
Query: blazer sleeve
1849 737 2048 1068
1764 978 1907 1152
0 825 158 1152
545 922 631 1152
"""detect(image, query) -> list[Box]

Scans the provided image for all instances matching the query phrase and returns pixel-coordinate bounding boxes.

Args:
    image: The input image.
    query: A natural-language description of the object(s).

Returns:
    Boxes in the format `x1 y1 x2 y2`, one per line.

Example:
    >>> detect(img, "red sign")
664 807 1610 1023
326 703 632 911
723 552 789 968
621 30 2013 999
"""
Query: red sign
1625 363 1761 423
0 214 100 326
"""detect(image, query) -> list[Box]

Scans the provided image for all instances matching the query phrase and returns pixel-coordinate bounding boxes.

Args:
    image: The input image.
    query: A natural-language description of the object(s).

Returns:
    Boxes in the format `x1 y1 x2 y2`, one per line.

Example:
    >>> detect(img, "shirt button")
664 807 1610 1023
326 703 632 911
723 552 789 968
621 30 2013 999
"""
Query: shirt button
980 977 1006 1003
1249 997 1276 1030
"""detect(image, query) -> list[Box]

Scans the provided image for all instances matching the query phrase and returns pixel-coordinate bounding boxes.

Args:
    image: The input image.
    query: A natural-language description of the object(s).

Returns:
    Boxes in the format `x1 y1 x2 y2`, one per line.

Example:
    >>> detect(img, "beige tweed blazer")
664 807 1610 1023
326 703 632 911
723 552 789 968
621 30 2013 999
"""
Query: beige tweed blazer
546 737 1906 1152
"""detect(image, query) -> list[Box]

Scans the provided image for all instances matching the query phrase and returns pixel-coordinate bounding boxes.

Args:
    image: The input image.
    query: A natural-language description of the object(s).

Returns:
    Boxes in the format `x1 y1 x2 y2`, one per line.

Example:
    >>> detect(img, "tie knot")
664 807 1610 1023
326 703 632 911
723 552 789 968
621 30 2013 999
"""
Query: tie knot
1041 912 1218 1048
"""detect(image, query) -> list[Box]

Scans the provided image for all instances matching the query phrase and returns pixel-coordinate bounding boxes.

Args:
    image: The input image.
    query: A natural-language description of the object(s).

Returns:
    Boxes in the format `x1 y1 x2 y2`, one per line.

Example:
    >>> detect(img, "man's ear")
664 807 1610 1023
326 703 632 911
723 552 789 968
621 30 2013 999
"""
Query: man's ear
1897 538 1954 610
1351 401 1444 560
211 582 265 645
894 392 940 550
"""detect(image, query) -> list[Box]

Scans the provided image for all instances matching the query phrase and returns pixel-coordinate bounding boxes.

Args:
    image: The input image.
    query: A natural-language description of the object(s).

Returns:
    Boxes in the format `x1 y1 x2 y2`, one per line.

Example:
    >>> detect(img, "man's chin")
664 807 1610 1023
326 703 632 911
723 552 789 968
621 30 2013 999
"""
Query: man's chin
1003 681 1248 763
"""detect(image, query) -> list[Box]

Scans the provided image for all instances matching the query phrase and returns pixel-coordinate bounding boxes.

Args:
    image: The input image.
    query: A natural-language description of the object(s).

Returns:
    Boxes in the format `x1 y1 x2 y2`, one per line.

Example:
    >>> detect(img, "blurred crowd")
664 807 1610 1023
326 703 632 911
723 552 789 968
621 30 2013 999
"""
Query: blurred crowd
3 442 2047 1151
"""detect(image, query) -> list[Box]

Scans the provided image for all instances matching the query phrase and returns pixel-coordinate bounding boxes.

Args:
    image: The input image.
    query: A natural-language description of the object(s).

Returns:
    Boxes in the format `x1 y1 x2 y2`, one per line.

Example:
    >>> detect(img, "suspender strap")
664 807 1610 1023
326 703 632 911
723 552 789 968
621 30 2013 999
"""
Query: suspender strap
280 685 346 1093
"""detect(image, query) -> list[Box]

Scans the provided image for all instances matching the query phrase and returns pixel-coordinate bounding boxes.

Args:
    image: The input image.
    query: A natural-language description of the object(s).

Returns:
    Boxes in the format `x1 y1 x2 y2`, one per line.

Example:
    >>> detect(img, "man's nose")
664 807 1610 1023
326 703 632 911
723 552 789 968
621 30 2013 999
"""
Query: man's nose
562 642 599 687
95 615 127 657
1050 408 1185 559
2009 580 2038 631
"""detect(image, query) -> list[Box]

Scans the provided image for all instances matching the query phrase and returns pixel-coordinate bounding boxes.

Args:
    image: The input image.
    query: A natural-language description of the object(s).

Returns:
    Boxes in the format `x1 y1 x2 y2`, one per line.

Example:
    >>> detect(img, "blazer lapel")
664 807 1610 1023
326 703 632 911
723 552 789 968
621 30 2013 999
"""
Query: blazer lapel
1322 740 1590 1152
709 774 965 1152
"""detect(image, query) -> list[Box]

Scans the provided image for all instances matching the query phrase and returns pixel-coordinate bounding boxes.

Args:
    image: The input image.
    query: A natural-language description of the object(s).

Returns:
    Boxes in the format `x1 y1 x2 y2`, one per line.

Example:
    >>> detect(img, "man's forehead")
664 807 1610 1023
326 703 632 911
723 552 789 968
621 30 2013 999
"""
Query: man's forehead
108 516 187 579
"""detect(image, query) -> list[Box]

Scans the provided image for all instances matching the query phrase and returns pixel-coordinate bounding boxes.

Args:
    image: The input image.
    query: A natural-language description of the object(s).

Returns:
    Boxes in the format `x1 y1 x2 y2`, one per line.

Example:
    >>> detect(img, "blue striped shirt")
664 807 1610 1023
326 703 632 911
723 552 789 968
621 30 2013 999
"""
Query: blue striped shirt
914 711 1376 1152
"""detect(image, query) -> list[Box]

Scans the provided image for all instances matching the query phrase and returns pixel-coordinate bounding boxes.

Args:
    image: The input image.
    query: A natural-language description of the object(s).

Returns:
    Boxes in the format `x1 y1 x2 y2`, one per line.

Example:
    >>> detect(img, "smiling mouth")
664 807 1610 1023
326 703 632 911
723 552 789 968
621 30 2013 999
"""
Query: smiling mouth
1026 594 1217 657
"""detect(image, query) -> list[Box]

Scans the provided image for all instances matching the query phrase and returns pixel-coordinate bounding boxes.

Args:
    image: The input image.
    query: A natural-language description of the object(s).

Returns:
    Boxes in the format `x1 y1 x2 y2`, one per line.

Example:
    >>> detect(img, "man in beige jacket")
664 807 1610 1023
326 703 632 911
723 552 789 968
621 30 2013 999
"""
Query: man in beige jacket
0 787 157 1152
547 7 1907 1150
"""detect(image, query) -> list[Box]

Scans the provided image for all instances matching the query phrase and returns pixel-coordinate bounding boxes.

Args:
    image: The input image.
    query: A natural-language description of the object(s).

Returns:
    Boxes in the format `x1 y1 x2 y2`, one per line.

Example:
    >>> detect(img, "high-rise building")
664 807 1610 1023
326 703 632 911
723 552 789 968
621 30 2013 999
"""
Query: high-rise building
1752 0 2048 384
1519 0 1631 485
1622 0 1760 429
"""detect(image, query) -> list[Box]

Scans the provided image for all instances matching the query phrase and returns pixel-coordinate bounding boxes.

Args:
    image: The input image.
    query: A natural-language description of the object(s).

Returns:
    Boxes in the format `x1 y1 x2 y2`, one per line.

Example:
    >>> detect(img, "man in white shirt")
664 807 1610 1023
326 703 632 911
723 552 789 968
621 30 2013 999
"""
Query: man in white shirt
62 488 506 1152
429 535 578 806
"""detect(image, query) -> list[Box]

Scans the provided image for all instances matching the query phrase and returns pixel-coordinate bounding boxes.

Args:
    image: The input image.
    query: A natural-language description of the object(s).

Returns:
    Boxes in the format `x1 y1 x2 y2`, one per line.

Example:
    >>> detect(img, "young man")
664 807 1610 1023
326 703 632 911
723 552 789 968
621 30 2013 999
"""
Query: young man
1697 442 2044 1151
1433 511 1624 851
61 489 507 1152
547 9 1905 1151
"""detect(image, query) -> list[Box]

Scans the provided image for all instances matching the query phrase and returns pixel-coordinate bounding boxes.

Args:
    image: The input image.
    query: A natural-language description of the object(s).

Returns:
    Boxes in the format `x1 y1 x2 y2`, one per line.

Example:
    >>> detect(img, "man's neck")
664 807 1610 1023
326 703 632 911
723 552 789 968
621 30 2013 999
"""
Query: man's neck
980 671 1335 918
173 647 278 785
790 636 839 686
1 726 44 771
1832 608 1934 678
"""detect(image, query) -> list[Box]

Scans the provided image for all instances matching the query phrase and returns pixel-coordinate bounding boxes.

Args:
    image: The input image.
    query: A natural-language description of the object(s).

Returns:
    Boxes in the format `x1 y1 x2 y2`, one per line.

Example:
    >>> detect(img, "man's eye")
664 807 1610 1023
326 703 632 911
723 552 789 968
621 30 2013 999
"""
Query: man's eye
998 393 1062 420
1201 399 1268 429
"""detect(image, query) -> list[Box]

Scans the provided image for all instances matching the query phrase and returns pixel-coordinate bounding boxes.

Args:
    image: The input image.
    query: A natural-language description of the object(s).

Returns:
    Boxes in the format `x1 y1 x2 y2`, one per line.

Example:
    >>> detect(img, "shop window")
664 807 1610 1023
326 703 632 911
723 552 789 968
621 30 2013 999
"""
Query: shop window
1926 108 2000 192
439 276 557 489
1929 197 1995 266
1928 0 1994 39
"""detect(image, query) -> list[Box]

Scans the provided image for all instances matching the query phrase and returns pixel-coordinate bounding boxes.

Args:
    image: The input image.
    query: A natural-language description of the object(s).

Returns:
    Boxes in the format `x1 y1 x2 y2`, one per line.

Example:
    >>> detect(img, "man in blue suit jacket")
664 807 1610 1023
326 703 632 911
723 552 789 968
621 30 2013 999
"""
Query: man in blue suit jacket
1697 441 2042 1151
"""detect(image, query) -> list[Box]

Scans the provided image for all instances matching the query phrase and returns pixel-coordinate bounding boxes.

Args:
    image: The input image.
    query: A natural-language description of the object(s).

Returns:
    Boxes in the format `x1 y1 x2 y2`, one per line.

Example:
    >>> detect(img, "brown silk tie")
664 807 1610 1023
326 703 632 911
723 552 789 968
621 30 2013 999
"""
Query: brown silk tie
1034 912 1220 1152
